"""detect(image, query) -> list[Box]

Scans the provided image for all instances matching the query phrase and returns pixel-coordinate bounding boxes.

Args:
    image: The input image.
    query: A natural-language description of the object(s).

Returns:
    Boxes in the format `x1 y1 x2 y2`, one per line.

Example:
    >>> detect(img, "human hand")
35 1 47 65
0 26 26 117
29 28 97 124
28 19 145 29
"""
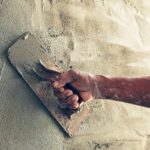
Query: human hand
51 70 97 110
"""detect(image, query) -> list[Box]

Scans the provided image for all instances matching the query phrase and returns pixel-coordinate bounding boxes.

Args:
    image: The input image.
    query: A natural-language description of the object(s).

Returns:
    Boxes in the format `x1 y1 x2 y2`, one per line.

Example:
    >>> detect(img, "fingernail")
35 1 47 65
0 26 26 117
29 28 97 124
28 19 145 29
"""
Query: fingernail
59 88 64 92
73 95 79 101
52 81 59 88
66 91 73 96
73 103 79 109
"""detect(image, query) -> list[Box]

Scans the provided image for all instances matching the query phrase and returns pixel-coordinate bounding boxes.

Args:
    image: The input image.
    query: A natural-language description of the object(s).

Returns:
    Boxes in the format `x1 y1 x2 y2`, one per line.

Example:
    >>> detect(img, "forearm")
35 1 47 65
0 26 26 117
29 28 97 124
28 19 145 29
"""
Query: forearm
95 75 150 107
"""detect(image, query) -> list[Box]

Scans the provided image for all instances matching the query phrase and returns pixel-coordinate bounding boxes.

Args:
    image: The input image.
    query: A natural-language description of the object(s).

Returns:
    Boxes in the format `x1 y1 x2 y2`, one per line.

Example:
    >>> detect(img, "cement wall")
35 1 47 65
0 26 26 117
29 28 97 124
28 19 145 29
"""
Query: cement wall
1 0 150 149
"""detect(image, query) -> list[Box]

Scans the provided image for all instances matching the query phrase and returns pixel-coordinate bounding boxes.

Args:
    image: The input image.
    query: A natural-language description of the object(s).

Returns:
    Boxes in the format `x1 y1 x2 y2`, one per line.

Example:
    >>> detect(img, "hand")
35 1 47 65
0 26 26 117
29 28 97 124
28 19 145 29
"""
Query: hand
51 70 97 109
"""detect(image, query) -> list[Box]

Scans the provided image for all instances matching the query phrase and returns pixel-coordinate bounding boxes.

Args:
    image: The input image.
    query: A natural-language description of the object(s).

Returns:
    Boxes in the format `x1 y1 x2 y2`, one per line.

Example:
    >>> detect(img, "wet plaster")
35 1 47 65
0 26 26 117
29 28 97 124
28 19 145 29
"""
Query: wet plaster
0 61 64 150
1 0 150 150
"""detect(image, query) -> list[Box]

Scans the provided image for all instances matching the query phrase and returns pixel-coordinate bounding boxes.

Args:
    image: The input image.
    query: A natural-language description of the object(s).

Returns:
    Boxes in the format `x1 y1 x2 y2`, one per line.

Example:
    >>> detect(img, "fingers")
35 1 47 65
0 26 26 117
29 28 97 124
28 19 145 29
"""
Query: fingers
61 94 79 109
54 89 73 99
51 69 79 109
69 95 79 109
54 87 65 93
53 88 79 109
52 70 78 88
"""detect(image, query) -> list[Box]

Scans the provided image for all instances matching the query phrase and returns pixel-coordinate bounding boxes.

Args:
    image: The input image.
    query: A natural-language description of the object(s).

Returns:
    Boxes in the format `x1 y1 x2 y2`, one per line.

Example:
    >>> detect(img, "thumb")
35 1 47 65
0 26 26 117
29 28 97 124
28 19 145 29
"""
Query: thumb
52 70 77 88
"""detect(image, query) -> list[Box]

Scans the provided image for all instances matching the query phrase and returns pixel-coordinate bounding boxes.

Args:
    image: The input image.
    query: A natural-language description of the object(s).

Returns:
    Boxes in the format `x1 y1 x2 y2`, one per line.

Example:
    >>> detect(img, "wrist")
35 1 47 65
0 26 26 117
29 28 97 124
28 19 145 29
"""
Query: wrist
92 75 110 99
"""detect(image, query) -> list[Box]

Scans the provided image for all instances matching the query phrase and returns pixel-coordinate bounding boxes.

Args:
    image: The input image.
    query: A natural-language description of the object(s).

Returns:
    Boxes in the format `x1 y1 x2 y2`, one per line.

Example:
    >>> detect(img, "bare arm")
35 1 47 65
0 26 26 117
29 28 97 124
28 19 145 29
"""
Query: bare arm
51 70 150 109
95 75 150 107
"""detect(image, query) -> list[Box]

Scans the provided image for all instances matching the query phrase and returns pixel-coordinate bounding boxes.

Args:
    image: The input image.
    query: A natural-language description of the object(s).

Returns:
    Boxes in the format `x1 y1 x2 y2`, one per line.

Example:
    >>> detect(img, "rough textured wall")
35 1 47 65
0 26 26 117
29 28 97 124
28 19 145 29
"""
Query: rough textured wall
1 0 150 150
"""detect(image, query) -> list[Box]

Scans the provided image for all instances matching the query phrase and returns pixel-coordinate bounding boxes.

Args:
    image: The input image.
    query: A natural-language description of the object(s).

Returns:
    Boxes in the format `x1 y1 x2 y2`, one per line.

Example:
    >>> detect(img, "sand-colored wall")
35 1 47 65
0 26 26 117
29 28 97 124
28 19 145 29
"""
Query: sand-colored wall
1 0 150 149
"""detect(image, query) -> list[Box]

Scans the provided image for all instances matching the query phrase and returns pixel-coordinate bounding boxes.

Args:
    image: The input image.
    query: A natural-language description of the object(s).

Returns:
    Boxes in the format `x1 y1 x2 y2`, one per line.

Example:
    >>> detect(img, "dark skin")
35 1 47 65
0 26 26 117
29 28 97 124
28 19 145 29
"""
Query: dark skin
51 70 150 109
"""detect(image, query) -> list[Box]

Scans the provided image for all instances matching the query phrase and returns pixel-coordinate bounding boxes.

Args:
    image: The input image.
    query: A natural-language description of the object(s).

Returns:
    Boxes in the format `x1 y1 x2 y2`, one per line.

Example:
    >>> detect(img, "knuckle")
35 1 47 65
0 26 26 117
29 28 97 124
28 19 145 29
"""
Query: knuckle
58 87 64 93
65 89 73 96
72 102 79 109
52 81 59 88
72 94 79 101
69 69 78 76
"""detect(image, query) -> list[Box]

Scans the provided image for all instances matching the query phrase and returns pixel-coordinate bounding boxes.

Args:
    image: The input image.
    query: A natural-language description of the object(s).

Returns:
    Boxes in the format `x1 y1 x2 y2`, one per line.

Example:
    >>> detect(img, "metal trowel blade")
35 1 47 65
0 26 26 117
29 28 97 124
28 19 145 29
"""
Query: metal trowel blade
7 32 90 137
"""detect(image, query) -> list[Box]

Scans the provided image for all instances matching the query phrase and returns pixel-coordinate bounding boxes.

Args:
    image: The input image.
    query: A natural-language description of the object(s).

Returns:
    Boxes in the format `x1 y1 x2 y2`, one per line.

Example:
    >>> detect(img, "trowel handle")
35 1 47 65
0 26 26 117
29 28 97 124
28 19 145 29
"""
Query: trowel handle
65 83 83 105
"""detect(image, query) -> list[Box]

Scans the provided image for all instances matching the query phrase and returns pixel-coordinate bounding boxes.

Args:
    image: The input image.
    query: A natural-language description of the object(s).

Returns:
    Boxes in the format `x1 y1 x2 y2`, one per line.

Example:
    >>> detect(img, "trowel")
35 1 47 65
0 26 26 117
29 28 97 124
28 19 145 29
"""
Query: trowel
7 32 89 137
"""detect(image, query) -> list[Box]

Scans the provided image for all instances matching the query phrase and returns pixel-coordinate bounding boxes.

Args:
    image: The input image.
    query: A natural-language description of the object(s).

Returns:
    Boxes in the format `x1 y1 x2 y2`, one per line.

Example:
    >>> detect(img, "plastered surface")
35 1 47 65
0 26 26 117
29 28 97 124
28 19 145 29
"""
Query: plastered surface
1 0 150 150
